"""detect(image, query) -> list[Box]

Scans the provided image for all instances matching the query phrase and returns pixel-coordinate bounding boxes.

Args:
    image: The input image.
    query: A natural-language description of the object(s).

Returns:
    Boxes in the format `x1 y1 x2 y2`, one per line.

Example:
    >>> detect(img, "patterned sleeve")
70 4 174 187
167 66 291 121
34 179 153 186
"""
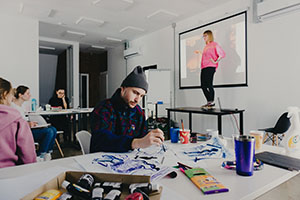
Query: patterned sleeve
216 43 226 58
90 103 134 153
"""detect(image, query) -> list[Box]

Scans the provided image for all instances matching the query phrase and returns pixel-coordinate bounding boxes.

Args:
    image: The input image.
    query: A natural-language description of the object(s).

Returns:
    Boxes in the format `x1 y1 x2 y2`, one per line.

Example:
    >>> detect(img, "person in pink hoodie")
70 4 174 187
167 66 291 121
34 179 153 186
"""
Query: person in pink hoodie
0 77 36 168
196 30 226 109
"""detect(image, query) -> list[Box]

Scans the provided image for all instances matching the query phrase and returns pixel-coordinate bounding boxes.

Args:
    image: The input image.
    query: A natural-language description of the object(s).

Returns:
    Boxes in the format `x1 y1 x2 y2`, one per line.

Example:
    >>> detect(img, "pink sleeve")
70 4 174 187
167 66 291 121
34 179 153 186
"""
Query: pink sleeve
16 120 36 164
216 43 226 58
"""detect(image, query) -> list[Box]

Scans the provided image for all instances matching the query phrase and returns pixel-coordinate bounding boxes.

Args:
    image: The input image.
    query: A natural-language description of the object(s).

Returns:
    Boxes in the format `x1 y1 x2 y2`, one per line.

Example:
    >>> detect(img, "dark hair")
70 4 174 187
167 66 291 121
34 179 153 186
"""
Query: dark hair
0 77 12 104
15 85 29 99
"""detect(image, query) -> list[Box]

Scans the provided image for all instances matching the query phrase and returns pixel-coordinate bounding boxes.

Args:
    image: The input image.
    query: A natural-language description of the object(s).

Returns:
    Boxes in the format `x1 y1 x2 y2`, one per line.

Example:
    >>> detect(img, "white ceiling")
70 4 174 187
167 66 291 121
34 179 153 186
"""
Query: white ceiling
1 0 229 51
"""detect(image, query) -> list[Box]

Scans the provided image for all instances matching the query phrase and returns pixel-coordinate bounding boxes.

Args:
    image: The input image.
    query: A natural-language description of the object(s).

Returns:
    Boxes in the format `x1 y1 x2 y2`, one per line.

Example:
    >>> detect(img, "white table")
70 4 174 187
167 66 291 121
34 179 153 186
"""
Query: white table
0 139 298 200
27 108 93 142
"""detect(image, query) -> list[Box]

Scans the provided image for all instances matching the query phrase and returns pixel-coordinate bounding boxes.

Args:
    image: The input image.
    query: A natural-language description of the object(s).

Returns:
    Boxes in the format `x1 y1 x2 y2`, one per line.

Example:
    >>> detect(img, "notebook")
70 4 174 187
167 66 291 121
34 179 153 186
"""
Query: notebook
255 151 300 171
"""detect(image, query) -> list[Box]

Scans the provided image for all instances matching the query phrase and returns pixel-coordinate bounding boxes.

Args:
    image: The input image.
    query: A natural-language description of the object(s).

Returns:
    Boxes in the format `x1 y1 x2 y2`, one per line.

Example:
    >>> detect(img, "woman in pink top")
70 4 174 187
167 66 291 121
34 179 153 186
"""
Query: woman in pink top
0 77 36 168
197 30 225 109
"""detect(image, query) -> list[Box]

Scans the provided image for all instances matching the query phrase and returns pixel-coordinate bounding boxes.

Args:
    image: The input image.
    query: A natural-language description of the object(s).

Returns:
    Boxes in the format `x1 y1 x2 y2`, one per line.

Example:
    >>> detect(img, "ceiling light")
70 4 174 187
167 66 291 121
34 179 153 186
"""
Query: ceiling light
92 0 134 5
66 30 86 36
106 37 122 42
39 46 56 50
91 45 106 49
147 9 179 19
75 17 105 26
119 26 144 33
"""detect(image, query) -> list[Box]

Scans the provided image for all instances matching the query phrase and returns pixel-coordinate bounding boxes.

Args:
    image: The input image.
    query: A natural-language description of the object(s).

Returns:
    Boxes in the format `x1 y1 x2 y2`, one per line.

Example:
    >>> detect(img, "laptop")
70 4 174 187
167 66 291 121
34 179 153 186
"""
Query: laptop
255 151 300 171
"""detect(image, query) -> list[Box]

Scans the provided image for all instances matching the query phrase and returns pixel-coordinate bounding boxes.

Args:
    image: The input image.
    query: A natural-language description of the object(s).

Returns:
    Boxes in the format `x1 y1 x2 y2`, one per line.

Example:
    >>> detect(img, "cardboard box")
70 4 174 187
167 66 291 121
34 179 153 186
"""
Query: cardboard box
22 171 162 200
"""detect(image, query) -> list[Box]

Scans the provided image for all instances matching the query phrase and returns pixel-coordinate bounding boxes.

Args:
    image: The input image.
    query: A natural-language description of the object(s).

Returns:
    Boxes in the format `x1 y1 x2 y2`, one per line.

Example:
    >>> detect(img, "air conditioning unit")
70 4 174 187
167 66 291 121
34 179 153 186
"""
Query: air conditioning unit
123 46 141 59
253 0 300 23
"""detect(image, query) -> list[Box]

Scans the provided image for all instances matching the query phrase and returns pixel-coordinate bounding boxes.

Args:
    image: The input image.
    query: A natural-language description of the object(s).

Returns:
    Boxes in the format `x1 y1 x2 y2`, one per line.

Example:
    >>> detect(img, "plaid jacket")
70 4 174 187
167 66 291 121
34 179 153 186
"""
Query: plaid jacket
90 88 147 152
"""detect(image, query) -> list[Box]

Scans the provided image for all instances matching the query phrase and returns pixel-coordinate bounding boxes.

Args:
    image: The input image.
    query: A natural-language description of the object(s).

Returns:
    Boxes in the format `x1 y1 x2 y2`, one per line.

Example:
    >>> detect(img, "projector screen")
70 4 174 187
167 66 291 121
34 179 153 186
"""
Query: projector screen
179 11 247 89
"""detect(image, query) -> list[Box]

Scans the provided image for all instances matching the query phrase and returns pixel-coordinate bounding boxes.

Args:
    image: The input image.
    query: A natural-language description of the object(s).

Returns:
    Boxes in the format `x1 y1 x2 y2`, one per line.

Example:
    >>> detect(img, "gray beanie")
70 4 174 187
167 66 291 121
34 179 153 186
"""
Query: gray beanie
121 66 148 92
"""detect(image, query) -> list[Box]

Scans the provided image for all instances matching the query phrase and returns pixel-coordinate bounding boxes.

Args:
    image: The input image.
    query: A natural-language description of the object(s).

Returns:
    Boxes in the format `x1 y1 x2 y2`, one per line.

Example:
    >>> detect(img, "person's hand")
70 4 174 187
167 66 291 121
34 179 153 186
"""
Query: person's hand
28 121 38 128
131 128 164 149
210 58 217 64
194 50 202 54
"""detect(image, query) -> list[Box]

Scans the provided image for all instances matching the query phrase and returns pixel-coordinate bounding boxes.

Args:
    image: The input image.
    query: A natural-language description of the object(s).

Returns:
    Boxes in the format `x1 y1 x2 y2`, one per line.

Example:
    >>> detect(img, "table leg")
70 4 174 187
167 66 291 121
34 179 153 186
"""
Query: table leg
240 112 244 135
218 115 222 135
189 112 192 133
167 110 171 139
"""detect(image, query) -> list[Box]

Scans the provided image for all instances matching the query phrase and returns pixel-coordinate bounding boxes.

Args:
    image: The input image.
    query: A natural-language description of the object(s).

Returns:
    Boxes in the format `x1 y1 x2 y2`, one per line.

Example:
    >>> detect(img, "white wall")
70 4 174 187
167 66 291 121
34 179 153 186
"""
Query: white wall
39 54 58 105
0 14 38 110
108 0 300 137
107 45 126 97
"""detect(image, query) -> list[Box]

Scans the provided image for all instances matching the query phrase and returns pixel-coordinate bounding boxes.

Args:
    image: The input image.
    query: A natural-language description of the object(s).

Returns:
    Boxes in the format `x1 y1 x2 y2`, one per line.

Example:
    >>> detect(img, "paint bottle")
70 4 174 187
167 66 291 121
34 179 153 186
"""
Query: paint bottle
61 180 91 200
129 183 159 200
92 183 104 200
103 189 121 200
101 182 122 193
77 174 94 191
284 107 300 154
31 98 37 112
57 192 72 200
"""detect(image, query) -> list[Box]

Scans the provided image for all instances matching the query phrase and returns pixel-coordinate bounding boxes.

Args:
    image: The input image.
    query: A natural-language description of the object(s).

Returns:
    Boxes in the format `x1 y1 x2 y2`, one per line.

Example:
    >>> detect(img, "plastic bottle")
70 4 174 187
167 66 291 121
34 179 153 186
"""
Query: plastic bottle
92 183 104 200
61 180 91 199
31 98 37 112
284 107 300 154
77 174 94 191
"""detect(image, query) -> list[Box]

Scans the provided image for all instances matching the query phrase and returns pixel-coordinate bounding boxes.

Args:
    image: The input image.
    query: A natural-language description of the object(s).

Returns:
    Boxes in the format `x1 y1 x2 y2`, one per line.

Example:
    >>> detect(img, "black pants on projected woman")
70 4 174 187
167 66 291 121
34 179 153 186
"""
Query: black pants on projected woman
201 67 216 104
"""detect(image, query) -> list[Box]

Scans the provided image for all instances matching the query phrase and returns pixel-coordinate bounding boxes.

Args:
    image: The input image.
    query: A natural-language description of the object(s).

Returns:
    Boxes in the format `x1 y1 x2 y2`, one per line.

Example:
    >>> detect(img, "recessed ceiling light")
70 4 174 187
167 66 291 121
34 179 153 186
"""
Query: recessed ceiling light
39 46 56 50
147 9 179 19
106 37 122 42
75 17 104 26
91 45 106 49
119 26 144 33
92 0 134 5
66 30 87 36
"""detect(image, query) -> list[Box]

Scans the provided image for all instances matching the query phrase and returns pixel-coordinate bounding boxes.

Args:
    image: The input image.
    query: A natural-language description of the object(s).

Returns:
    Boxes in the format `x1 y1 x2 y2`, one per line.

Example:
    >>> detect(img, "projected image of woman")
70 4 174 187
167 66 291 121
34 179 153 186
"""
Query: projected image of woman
196 30 225 109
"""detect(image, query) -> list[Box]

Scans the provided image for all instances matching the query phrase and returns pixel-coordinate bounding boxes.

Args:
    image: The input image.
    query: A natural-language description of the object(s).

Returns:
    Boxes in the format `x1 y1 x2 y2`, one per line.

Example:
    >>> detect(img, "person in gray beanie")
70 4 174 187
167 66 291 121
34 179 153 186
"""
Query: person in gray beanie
90 66 164 153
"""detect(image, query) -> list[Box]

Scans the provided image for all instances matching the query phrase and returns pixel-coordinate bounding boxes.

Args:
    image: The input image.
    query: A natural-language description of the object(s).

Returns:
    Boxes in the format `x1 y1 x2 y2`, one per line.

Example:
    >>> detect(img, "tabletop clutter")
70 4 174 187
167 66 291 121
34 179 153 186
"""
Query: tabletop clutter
23 171 162 200
26 118 300 199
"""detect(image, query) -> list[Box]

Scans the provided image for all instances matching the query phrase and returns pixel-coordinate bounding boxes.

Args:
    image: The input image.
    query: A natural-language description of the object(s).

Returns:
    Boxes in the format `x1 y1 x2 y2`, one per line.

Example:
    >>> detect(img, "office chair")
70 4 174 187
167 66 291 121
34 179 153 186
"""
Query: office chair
259 112 291 146
75 130 91 155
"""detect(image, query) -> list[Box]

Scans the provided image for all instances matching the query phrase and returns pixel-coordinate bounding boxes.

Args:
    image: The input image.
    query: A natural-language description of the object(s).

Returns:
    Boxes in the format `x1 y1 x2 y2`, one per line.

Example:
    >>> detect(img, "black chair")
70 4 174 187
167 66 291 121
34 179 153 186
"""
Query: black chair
259 112 291 146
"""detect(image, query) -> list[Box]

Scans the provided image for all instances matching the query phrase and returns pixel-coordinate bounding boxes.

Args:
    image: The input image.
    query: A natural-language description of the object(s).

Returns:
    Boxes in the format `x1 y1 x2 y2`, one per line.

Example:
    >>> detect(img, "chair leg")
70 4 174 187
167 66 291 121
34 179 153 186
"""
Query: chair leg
263 132 269 144
276 135 279 146
55 138 64 157
272 134 275 146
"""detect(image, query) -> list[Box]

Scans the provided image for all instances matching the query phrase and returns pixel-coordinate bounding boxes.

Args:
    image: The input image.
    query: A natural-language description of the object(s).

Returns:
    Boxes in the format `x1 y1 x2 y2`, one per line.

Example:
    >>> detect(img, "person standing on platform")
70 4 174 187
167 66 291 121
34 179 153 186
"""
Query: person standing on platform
90 66 164 153
48 88 71 143
0 78 36 168
195 30 225 109
12 85 57 159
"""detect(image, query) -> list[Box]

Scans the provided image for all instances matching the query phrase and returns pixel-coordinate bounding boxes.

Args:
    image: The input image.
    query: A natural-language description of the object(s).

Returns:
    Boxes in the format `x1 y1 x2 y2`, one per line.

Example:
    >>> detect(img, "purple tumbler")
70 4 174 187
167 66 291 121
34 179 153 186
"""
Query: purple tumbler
234 135 255 176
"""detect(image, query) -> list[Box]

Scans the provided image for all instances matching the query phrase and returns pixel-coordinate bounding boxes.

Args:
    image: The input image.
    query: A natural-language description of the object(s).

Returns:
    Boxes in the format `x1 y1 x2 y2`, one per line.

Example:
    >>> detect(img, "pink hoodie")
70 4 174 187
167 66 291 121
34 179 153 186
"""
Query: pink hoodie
201 41 226 69
0 104 36 168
